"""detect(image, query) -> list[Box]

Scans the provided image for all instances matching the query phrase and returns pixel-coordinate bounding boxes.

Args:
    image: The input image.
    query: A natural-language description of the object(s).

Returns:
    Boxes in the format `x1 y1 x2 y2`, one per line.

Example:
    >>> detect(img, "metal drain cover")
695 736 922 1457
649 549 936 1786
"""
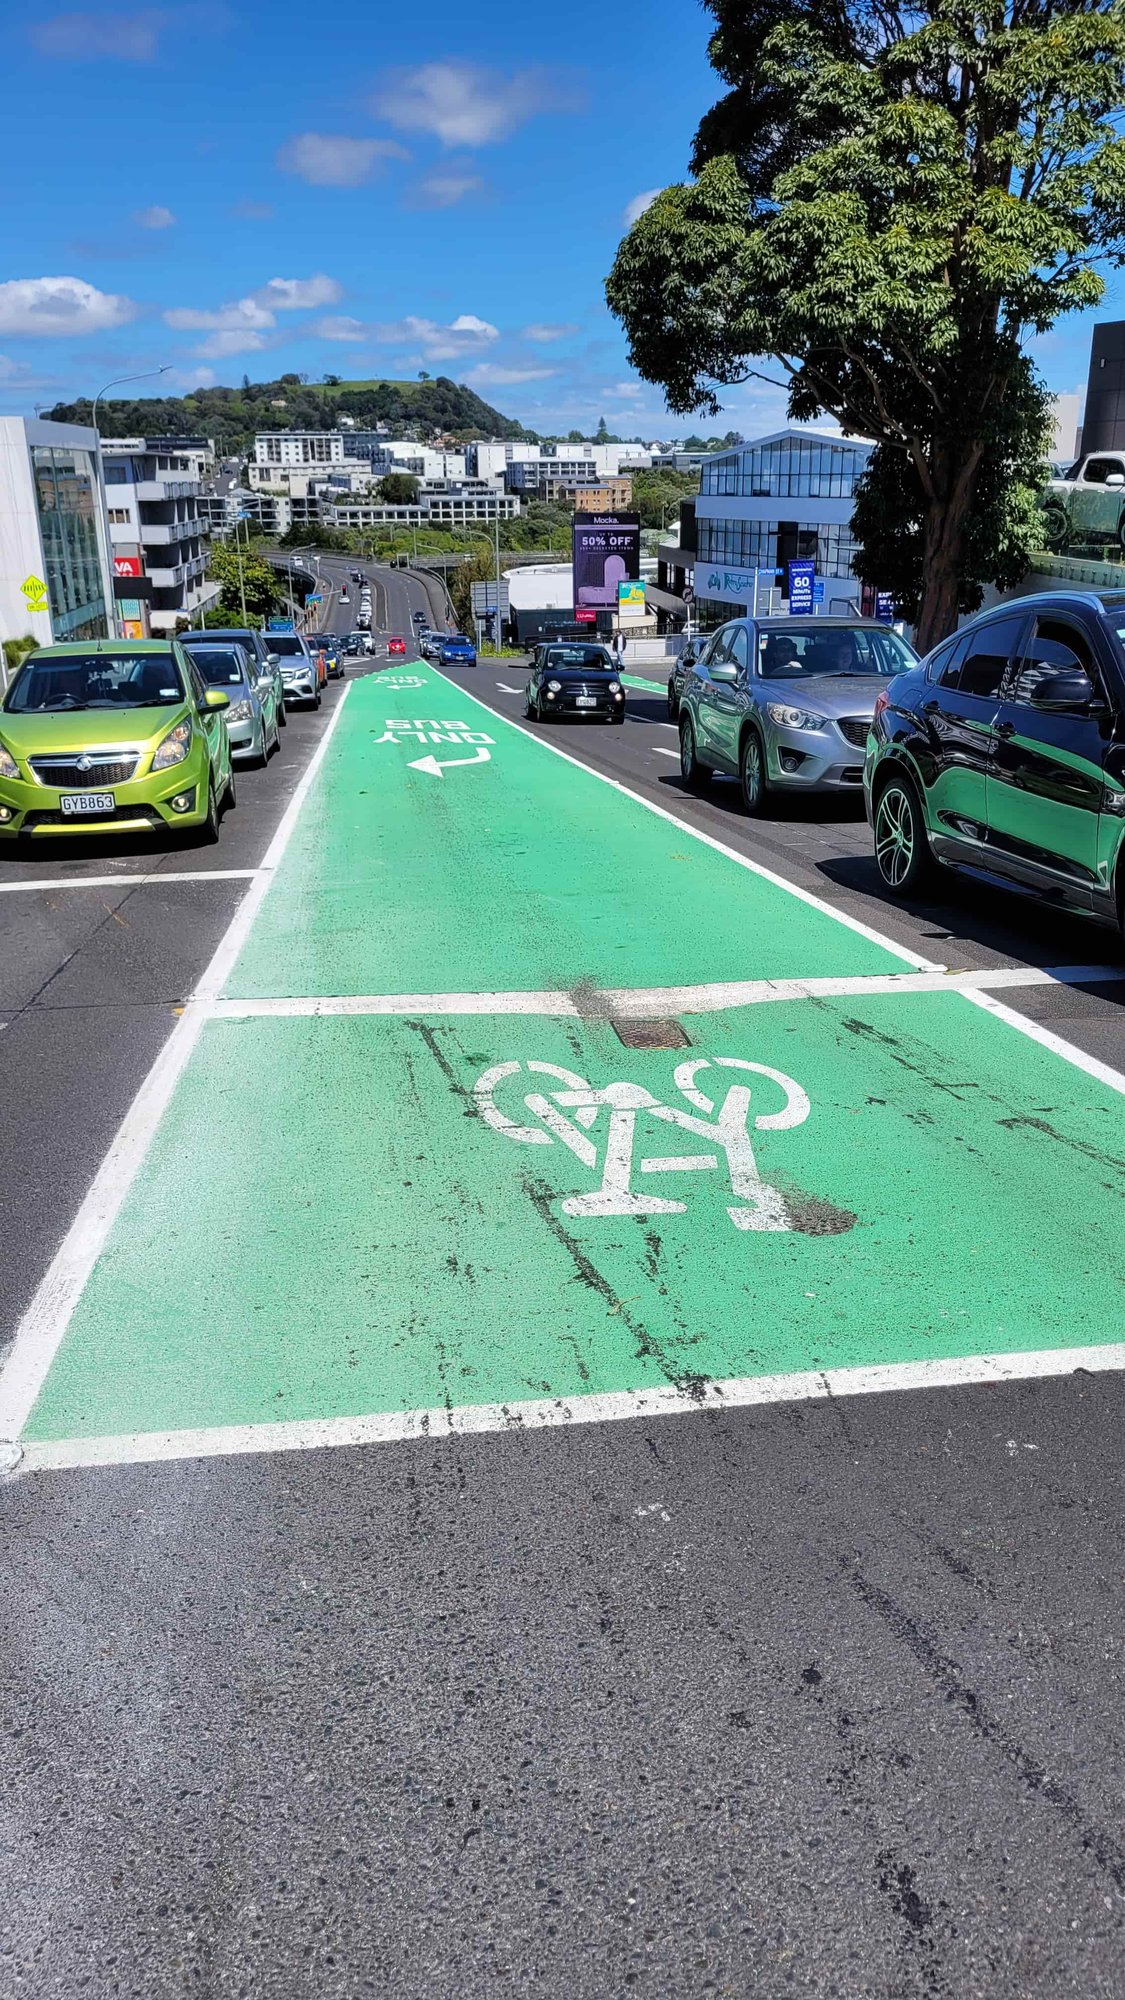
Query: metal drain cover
611 1017 690 1051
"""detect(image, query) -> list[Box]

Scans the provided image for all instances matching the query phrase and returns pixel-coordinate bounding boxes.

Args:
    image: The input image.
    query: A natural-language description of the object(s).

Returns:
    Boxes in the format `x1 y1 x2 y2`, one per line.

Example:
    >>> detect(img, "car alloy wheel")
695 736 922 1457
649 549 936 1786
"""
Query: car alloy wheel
739 730 766 815
874 776 930 893
679 716 710 792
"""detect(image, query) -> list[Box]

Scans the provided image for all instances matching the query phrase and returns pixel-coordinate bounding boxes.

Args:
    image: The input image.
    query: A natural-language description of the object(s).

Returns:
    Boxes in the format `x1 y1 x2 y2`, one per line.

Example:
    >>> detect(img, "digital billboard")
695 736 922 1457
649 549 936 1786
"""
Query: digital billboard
572 513 640 621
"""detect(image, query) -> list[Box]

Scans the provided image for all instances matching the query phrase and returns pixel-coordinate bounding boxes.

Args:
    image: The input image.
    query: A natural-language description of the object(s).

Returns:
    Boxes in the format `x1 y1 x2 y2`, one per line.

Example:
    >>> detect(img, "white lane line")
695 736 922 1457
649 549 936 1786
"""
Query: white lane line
428 662 940 973
209 963 1125 1020
0 869 261 895
652 746 679 758
961 987 1125 1100
0 685 353 1447
17 1341 1125 1475
496 682 524 694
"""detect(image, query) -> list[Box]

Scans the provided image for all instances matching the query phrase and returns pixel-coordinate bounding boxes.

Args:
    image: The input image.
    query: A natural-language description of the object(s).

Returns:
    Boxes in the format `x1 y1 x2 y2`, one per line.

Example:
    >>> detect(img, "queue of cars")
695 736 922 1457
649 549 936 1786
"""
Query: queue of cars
671 591 1125 938
0 623 344 848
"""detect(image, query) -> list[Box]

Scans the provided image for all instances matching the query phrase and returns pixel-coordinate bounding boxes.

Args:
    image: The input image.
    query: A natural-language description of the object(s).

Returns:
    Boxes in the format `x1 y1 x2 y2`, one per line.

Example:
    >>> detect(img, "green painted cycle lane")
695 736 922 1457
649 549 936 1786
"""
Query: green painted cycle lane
23 992 1125 1444
223 667 909 1000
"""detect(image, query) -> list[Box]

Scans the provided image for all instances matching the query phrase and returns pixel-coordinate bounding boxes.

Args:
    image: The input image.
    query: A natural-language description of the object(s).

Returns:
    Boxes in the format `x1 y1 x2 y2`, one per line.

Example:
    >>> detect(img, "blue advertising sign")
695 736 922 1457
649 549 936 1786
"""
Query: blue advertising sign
813 579 825 602
875 591 896 624
788 558 815 615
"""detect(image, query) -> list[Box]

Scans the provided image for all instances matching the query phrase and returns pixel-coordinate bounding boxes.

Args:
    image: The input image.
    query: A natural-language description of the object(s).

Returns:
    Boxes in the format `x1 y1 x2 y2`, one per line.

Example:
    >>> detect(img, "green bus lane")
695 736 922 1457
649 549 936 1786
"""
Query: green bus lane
224 668 907 1001
23 990 1125 1446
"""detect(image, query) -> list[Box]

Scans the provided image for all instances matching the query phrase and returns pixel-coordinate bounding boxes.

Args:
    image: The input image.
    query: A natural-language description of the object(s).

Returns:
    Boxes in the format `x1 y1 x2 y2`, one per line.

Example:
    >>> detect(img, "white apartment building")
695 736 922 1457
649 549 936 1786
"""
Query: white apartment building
323 488 521 531
253 431 345 470
102 438 219 634
0 416 115 648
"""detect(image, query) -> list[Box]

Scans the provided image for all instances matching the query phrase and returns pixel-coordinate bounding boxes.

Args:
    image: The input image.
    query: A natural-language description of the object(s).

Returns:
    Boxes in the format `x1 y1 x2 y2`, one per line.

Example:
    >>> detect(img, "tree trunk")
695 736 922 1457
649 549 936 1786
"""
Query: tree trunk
913 447 983 655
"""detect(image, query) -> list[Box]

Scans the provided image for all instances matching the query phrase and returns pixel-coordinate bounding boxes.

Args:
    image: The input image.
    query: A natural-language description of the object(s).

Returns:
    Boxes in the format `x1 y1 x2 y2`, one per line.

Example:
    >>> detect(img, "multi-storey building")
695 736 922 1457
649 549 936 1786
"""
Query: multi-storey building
690 428 874 624
253 432 345 470
0 416 115 648
102 438 218 633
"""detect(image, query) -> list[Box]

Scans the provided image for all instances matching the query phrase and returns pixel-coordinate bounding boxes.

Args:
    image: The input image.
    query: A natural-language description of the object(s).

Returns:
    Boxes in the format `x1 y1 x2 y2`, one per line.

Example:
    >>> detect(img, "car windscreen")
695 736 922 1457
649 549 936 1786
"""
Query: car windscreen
268 635 306 657
443 635 471 646
4 652 185 712
755 629 916 680
543 648 614 673
186 647 250 687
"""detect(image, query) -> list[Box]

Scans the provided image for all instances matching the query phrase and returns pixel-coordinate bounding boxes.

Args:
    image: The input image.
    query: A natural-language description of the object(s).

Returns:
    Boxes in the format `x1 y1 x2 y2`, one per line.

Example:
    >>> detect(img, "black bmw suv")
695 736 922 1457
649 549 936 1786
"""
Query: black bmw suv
864 589 1125 931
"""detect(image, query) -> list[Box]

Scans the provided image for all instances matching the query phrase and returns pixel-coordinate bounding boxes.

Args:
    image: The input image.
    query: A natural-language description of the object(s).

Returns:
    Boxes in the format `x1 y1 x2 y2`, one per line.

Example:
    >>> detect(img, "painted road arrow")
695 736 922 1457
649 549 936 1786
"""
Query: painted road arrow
408 747 491 777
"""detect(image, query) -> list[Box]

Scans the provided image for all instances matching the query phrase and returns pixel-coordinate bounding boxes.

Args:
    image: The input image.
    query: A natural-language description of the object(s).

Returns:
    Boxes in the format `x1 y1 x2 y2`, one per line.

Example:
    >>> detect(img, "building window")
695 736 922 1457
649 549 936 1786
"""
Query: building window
31 444 109 641
700 438 867 500
108 507 131 524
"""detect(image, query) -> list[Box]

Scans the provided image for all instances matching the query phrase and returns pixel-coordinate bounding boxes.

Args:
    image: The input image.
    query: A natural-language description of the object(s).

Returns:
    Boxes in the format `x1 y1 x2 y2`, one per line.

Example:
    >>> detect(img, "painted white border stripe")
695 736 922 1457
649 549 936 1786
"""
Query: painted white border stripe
15 1341 1124 1474
962 986 1125 1099
0 868 260 894
0 686 353 1445
210 963 1125 1020
428 662 942 973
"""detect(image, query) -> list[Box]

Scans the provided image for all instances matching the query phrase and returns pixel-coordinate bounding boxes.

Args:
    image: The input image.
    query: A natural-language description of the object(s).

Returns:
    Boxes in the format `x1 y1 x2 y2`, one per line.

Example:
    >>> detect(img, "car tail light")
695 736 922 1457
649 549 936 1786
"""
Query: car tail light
873 689 891 721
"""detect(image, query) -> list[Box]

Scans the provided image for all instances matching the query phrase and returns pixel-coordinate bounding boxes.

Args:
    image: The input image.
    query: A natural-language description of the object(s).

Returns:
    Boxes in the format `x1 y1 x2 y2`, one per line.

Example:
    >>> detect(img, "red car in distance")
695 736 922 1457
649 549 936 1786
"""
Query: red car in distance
387 636 407 658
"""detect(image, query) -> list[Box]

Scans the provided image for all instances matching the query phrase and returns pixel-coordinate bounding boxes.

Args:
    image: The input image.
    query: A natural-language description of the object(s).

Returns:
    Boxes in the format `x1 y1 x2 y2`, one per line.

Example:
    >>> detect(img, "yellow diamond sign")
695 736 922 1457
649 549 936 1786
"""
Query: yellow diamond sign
21 574 48 613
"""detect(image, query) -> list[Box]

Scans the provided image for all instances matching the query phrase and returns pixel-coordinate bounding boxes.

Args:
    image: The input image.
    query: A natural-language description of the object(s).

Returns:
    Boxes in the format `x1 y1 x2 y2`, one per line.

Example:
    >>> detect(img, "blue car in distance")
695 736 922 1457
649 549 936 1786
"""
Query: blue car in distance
439 633 477 667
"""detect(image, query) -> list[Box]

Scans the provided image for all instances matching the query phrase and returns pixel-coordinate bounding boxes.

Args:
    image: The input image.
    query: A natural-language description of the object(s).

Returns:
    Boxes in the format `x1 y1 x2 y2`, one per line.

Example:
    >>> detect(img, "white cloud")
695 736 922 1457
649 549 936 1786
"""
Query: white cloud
315 315 367 342
624 189 661 226
277 133 407 187
605 381 645 400
257 274 342 311
408 169 484 210
194 328 271 360
0 354 57 390
465 363 557 387
372 312 500 362
0 276 136 336
29 10 165 60
164 297 274 333
165 364 216 388
134 204 175 229
371 61 553 148
521 322 579 343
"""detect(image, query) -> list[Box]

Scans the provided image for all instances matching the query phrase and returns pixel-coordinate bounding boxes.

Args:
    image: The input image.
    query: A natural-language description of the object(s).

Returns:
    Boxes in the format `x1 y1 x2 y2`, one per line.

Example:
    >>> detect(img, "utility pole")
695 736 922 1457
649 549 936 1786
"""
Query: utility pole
235 512 249 627
494 507 502 652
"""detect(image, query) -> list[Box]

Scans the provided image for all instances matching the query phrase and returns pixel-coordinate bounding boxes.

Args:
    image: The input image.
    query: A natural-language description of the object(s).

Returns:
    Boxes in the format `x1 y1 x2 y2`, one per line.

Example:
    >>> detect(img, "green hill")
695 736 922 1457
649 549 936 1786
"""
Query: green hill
45 373 534 453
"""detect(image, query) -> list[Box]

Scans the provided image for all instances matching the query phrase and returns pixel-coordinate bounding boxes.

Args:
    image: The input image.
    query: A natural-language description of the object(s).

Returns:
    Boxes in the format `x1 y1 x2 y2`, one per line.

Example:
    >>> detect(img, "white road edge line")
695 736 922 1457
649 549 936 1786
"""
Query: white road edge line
0 869 261 894
17 1342 1125 1474
429 662 940 973
0 685 353 1446
209 963 1125 1020
433 662 1125 1099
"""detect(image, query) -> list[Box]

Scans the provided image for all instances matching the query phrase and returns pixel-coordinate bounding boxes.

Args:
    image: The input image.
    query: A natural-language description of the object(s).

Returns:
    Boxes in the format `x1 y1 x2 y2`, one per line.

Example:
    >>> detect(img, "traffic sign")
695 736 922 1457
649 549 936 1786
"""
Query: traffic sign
788 559 815 615
682 584 694 604
20 574 47 613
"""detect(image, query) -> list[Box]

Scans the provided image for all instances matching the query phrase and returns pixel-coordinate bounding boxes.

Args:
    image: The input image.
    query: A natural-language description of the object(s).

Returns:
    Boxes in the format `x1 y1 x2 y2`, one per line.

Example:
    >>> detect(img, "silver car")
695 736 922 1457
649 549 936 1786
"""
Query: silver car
267 632 321 709
184 641 281 765
678 616 918 814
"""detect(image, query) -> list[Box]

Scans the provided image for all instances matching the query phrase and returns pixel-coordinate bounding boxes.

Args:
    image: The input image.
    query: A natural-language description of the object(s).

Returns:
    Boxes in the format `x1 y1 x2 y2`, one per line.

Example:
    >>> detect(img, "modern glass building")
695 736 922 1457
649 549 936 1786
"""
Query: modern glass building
691 428 874 626
0 418 114 653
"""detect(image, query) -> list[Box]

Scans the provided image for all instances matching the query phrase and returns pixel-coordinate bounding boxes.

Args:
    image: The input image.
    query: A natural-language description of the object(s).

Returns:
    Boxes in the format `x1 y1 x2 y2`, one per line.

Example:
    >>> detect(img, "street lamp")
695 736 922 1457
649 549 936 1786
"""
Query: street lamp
90 364 171 637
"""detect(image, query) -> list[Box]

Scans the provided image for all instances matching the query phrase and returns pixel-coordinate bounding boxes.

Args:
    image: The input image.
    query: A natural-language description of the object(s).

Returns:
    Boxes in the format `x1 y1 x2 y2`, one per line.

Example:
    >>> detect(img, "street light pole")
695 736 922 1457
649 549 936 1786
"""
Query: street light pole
90 364 170 639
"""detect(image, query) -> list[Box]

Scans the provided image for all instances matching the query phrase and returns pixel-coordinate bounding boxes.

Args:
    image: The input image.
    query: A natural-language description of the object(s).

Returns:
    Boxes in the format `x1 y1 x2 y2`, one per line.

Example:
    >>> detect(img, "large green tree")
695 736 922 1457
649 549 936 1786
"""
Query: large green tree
206 537 282 621
607 0 1125 649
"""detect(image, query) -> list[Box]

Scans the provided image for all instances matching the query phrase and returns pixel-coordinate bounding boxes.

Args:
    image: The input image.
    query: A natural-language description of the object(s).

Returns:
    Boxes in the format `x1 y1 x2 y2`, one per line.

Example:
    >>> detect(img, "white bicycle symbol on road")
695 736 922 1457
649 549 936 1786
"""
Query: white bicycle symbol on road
473 1057 812 1231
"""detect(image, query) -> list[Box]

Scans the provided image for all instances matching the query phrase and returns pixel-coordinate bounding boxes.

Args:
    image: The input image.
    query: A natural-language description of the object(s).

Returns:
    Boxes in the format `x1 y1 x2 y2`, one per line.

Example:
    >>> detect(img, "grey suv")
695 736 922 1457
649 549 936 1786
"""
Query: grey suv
678 616 918 814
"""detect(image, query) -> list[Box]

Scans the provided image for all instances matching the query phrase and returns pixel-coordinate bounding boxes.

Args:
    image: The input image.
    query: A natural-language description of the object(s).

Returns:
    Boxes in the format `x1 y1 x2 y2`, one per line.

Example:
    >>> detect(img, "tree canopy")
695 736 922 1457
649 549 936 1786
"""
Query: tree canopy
606 0 1125 647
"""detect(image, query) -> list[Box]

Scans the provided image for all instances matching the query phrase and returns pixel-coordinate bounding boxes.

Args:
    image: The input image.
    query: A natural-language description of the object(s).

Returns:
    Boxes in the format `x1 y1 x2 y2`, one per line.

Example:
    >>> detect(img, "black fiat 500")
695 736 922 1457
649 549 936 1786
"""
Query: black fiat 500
524 644 626 724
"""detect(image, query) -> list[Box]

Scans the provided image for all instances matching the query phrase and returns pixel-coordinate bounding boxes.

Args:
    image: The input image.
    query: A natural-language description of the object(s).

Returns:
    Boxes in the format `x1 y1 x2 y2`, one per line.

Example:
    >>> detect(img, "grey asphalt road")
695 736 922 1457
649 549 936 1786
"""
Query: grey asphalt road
1 617 1123 1998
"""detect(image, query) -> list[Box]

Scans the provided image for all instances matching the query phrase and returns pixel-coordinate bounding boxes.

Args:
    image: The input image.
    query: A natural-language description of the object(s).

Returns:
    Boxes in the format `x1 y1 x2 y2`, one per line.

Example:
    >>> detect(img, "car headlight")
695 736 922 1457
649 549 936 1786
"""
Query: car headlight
766 703 826 730
0 741 18 780
226 699 253 723
152 719 193 770
608 681 622 694
547 679 562 692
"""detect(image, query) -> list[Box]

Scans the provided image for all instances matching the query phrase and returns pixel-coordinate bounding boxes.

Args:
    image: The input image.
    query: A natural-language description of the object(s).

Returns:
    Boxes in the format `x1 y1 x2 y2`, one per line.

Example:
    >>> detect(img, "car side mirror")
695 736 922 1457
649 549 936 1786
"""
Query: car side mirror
202 688 230 711
708 660 740 683
1026 666 1095 712
1106 473 1125 489
265 653 279 667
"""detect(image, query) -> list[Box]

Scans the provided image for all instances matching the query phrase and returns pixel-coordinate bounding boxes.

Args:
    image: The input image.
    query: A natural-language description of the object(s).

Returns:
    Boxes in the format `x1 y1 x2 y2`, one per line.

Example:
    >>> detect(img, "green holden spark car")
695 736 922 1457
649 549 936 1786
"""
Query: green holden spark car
0 640 235 844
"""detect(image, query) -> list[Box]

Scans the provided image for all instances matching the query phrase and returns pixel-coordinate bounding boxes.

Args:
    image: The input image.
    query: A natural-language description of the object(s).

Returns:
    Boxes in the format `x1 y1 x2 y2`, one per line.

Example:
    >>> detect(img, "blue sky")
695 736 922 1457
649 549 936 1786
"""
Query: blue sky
0 0 1111 436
